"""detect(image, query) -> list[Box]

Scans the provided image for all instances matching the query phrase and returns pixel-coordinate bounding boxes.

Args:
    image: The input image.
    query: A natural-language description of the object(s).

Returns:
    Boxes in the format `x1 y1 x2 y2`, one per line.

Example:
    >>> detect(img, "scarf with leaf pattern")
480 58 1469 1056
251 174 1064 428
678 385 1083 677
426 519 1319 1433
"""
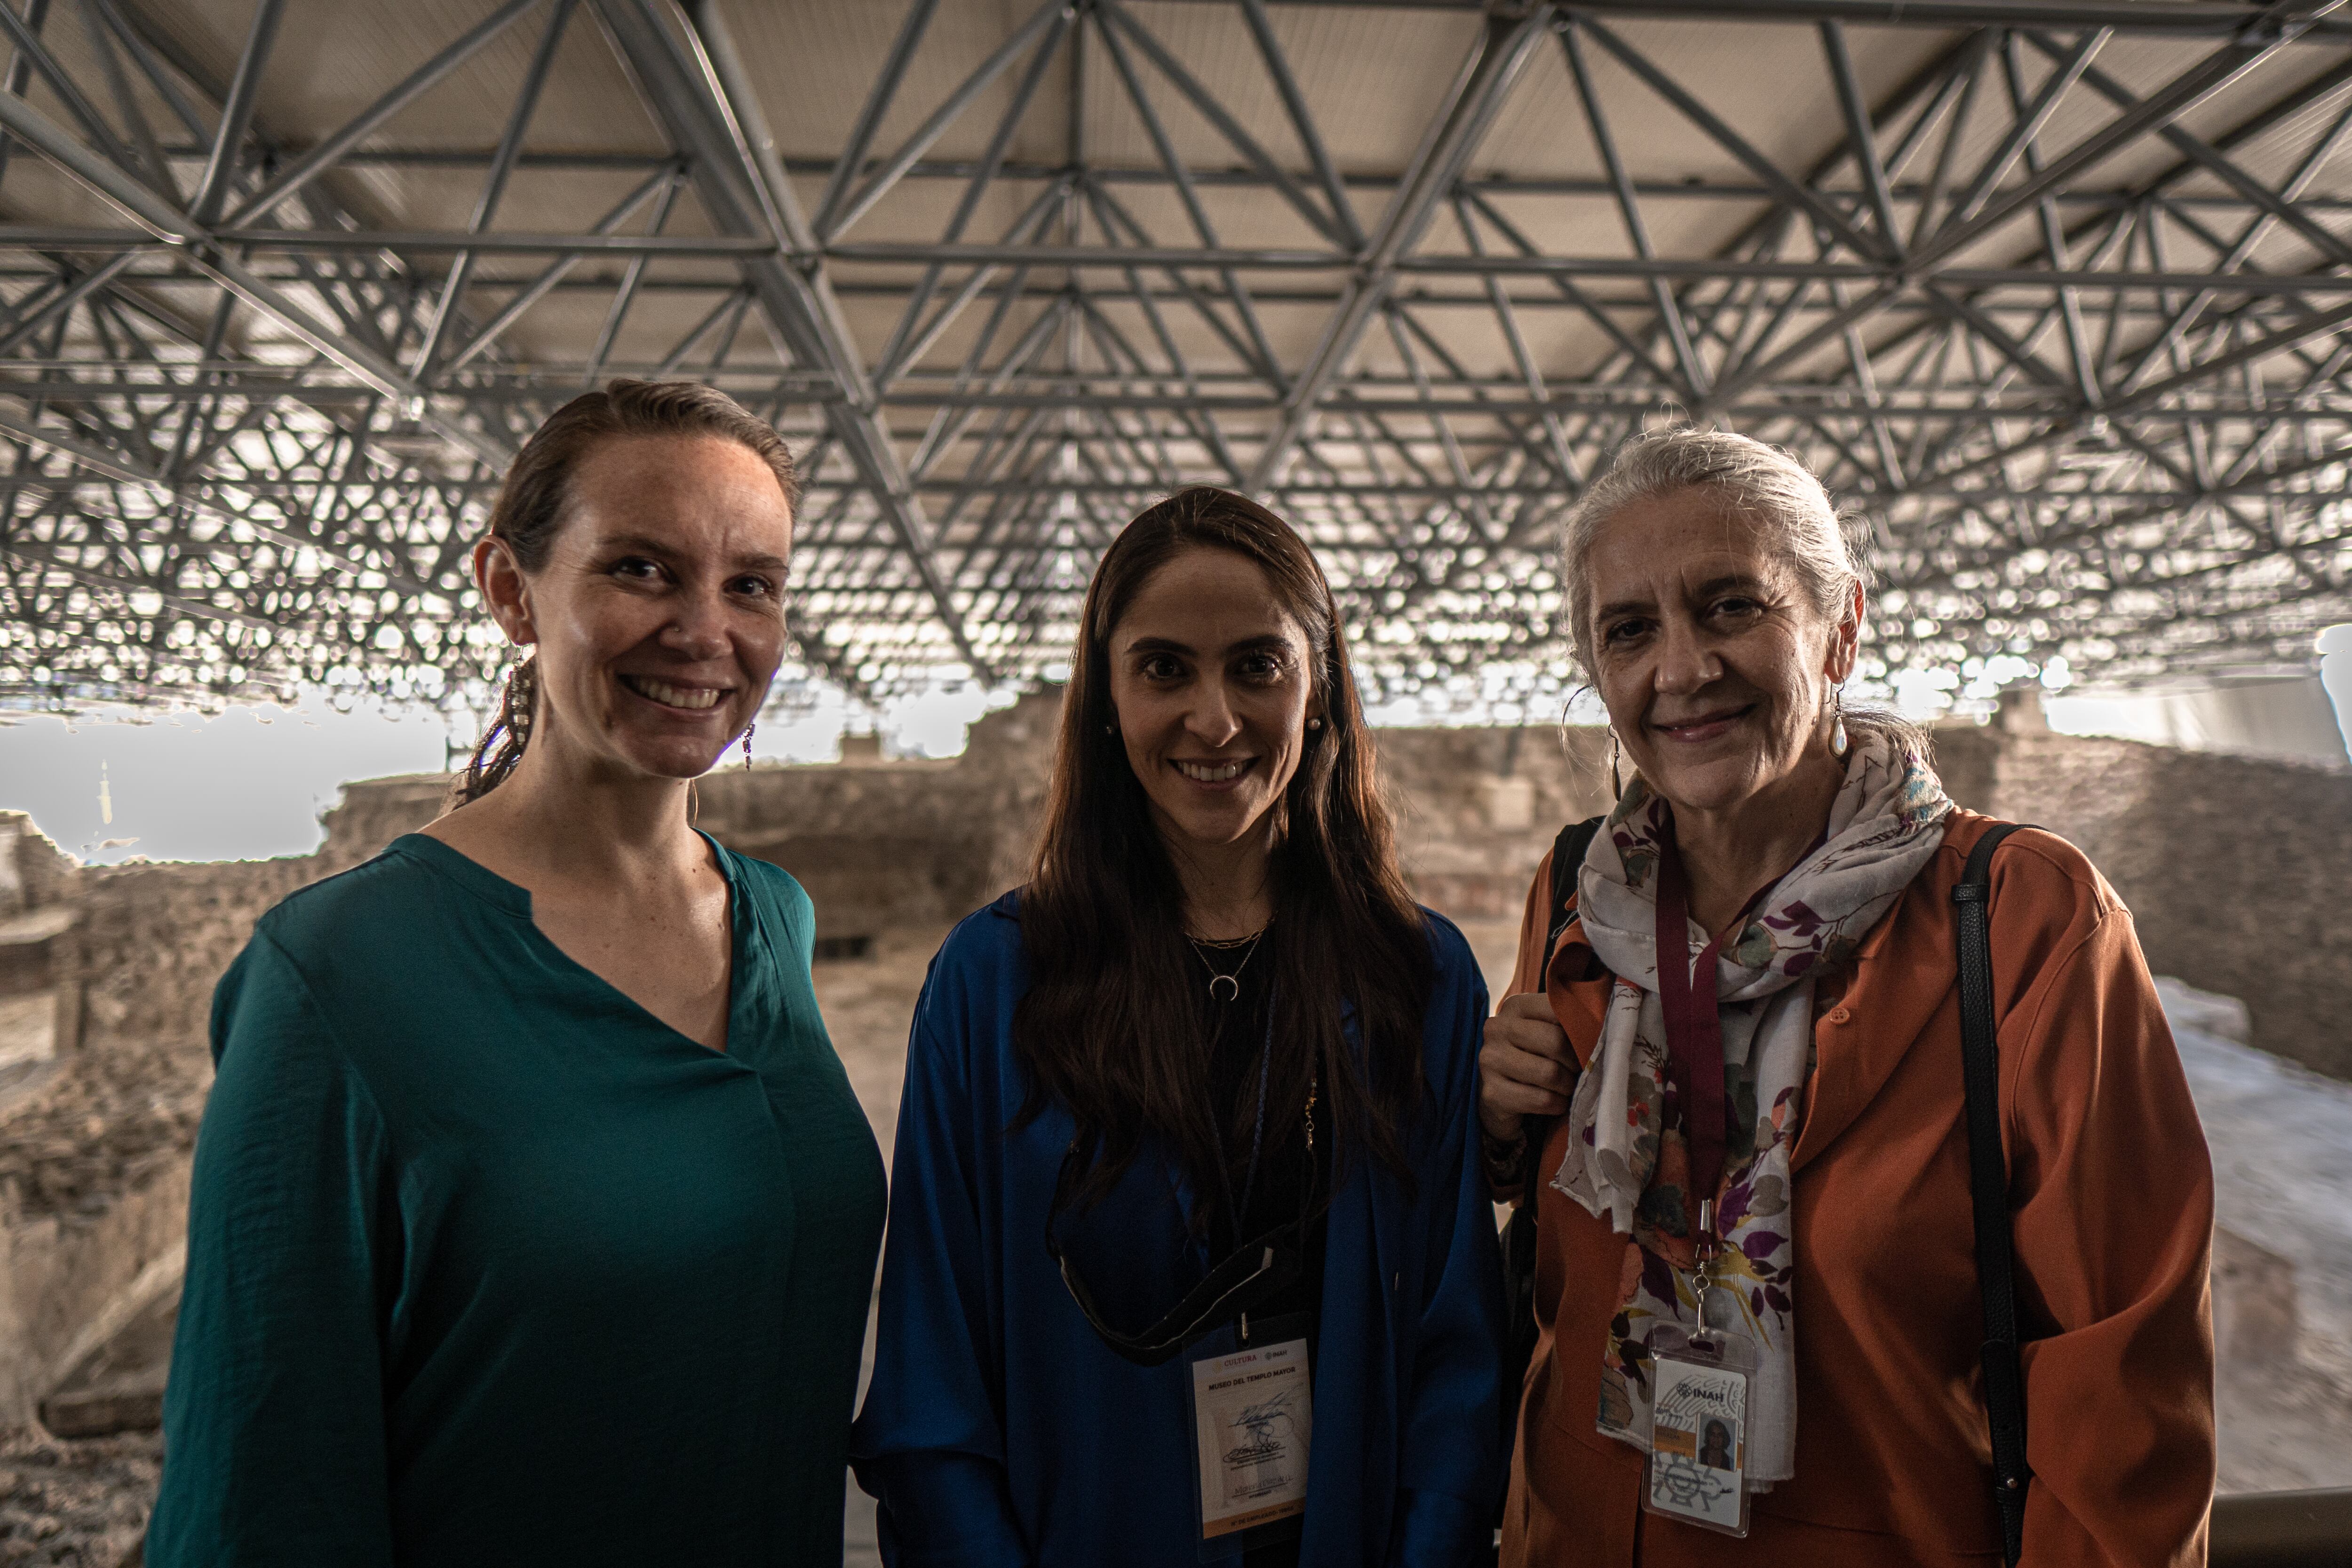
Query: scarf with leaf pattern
1551 727 1951 1487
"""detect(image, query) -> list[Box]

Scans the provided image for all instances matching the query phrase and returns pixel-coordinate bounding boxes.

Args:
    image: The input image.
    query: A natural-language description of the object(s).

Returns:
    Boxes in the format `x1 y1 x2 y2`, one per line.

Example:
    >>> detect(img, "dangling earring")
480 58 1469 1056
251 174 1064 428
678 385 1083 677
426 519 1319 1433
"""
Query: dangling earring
507 655 536 742
741 722 755 770
1829 688 1851 760
1103 721 1117 737
1608 728 1623 800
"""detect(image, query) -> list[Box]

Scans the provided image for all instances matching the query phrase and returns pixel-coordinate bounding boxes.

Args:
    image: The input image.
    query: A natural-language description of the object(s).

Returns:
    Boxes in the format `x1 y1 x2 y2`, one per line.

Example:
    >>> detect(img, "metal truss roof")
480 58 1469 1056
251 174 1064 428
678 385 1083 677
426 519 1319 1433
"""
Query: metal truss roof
3 0 2352 713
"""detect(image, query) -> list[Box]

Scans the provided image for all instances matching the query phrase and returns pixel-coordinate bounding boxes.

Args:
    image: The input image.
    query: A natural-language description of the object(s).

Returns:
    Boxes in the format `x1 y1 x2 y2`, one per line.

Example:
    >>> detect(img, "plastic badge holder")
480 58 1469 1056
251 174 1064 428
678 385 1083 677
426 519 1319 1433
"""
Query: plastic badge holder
1641 1234 1756 1539
1184 1310 1313 1561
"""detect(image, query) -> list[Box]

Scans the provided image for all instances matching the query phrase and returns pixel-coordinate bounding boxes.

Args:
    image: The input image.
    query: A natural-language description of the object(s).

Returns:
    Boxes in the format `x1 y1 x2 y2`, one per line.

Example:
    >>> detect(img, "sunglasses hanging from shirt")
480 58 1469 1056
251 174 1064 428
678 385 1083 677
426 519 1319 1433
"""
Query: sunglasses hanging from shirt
1044 1008 1315 1368
1045 1161 1309 1367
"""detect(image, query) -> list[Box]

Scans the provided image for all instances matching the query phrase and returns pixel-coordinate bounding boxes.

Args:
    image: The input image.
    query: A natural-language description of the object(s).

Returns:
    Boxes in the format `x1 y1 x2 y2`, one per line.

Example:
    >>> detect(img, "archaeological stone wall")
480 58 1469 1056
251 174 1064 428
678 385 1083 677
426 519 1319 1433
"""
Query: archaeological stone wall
1934 701 2352 1080
14 693 2352 1106
74 859 322 1051
1380 724 1613 919
27 692 2352 1094
302 696 1064 941
5 690 2352 1432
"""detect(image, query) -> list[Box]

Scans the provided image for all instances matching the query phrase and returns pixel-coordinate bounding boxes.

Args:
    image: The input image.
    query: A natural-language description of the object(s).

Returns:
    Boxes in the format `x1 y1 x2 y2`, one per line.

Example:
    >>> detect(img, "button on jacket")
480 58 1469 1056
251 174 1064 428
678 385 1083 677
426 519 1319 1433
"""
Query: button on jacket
1500 812 2216 1567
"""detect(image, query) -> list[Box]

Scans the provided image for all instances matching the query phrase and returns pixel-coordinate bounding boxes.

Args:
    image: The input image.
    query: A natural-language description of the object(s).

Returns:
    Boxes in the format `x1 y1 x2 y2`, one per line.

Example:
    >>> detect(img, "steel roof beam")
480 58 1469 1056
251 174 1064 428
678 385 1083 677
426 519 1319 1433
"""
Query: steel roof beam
189 0 283 227
1240 0 2352 40
409 0 576 380
812 0 938 241
620 0 992 679
1557 24 1707 398
1246 2 1553 491
0 50 511 469
222 0 547 228
8 0 2352 705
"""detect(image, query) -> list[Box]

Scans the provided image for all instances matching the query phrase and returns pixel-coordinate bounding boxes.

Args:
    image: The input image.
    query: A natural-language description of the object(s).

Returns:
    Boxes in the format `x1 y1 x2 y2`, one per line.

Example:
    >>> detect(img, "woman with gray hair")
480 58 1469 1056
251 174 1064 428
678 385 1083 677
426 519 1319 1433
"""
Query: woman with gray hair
1478 427 2214 1565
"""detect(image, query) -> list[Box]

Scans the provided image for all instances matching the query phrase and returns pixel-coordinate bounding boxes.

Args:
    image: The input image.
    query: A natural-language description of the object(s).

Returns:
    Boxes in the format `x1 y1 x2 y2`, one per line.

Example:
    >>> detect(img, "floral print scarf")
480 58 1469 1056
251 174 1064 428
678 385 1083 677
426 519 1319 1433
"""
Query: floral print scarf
1551 727 1951 1487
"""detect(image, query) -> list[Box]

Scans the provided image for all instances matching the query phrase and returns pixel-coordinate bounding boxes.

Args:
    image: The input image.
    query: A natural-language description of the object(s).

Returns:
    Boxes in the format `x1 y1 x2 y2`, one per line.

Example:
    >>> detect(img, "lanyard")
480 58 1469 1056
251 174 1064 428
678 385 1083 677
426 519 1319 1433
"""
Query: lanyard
1653 829 1734 1242
1652 821 1798 1246
1216 1013 1277 1239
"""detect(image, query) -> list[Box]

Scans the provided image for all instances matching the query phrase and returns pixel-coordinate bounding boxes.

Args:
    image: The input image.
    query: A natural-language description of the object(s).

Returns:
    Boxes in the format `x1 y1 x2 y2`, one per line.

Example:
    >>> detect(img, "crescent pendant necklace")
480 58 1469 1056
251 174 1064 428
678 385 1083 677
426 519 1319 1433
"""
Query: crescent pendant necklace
1187 924 1268 1002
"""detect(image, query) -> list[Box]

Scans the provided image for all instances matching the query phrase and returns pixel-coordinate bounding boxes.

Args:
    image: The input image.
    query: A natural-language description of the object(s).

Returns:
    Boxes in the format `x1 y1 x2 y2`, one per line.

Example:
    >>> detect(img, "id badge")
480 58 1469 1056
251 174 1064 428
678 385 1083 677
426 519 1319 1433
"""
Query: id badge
1640 1323 1755 1538
1183 1313 1312 1559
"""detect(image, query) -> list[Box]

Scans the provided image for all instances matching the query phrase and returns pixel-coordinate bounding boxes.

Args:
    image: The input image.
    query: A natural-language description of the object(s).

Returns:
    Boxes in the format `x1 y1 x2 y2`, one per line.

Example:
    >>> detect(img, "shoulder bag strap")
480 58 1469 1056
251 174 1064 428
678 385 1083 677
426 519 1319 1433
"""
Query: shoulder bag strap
1546 816 1600 951
1953 820 2036 1566
1523 813 1605 1168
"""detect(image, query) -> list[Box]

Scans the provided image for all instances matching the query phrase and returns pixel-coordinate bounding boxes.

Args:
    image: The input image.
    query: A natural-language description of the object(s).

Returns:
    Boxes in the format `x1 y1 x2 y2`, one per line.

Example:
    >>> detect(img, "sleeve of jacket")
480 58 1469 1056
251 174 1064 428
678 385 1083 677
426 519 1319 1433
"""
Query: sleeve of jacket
1390 923 1509 1566
145 930 400 1568
2001 882 2216 1568
850 948 1031 1568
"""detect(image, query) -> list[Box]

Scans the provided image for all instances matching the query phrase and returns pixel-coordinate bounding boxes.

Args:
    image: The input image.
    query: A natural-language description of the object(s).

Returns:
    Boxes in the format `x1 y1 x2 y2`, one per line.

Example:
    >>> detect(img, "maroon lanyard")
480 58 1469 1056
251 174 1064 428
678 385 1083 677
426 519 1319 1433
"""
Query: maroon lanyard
1653 830 1733 1239
1652 821 1796 1245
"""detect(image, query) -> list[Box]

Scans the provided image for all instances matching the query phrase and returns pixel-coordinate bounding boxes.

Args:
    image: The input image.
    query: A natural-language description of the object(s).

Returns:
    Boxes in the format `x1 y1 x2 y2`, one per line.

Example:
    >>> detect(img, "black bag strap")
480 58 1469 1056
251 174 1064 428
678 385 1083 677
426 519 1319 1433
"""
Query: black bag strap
1519 813 1605 1176
1545 816 1602 952
1953 821 2036 1566
1498 815 1603 1212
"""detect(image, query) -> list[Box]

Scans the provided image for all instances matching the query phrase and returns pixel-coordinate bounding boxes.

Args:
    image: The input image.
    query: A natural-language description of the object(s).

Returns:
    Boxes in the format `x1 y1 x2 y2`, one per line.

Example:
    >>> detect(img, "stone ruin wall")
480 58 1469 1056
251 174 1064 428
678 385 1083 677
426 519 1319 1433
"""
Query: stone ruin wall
3 692 2352 1436
1936 700 2352 1082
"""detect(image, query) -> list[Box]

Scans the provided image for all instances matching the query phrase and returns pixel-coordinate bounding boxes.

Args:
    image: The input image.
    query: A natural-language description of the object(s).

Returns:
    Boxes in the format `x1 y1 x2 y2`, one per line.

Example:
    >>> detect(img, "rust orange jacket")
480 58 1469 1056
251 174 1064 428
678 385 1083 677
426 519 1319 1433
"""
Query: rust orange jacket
1499 811 2216 1567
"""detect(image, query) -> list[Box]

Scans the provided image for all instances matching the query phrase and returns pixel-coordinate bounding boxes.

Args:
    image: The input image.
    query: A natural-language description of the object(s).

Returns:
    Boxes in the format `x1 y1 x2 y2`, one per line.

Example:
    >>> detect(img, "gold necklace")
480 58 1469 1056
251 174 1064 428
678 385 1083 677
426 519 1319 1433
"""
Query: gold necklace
1185 925 1267 1002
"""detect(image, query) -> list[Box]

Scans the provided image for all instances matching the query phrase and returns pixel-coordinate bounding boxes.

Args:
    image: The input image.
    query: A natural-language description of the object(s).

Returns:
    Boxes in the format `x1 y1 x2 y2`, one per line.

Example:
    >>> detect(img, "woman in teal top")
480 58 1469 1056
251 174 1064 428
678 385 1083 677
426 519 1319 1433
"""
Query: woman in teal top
148 380 887 1567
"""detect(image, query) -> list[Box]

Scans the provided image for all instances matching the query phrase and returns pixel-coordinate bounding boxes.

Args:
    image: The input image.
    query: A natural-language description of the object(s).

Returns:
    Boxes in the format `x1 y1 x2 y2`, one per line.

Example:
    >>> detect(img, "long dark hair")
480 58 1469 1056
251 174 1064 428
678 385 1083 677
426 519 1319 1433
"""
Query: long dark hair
453 379 801 803
1014 486 1434 1210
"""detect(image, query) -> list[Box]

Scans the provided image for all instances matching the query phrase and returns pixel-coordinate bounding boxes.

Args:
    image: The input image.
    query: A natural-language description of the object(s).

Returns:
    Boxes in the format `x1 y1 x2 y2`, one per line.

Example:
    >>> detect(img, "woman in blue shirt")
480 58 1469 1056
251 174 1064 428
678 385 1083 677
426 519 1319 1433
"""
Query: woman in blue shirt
853 487 1505 1567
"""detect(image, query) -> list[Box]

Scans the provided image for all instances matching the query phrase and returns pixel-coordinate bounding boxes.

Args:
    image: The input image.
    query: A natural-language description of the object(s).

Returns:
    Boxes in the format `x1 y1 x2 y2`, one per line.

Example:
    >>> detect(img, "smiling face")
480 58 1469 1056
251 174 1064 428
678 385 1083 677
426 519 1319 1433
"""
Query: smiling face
475 433 794 783
1583 485 1859 818
1105 545 1322 859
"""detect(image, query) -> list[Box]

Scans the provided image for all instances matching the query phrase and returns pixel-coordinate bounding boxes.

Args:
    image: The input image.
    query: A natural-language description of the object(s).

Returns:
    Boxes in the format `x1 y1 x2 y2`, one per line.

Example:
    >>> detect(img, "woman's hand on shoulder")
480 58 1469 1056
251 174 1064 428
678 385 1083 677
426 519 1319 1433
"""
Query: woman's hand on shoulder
1478 990 1577 1144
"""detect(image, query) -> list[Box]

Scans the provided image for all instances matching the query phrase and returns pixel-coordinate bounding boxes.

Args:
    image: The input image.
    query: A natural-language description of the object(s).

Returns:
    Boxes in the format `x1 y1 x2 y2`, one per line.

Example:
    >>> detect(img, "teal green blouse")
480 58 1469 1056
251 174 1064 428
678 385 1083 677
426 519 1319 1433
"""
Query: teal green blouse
148 832 887 1568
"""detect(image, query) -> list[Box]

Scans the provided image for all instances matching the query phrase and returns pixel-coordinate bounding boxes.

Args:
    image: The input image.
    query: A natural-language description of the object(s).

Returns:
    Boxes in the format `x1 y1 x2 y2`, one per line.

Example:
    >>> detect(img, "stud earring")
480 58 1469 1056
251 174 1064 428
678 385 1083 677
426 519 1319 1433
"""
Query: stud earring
1829 689 1850 760
742 722 756 770
1608 728 1623 800
1103 721 1117 737
1307 716 1323 731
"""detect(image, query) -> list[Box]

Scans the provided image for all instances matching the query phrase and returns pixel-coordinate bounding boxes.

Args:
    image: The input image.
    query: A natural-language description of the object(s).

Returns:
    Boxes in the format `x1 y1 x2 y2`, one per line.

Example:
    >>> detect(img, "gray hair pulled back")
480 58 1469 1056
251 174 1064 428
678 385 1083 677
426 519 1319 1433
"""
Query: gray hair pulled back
1562 426 1926 755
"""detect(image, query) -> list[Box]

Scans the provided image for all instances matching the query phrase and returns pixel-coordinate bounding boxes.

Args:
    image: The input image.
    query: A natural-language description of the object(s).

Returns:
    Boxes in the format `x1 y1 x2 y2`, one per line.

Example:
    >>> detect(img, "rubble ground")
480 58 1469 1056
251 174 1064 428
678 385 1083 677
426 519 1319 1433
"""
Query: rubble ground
0 1033 206 1226
0 1427 154 1568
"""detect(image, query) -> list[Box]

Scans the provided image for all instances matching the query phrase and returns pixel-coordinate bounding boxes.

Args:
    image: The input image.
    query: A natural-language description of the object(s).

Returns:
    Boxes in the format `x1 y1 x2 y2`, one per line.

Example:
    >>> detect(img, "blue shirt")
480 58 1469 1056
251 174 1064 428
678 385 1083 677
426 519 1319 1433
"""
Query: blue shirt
851 894 1505 1567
